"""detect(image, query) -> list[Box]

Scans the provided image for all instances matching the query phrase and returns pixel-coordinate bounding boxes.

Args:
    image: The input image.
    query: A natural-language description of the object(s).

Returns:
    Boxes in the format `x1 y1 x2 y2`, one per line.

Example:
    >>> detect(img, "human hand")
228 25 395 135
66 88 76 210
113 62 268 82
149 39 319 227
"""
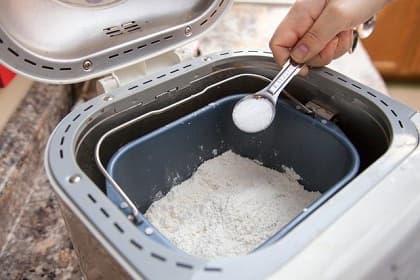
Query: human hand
270 0 390 73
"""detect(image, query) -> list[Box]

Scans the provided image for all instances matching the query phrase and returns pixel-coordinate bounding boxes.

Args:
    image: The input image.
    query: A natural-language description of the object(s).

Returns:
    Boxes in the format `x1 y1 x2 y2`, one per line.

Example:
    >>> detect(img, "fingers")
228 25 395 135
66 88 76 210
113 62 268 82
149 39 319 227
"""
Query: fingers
298 66 309 77
333 30 353 58
304 30 353 67
270 0 327 66
271 0 385 70
305 37 339 67
290 4 349 63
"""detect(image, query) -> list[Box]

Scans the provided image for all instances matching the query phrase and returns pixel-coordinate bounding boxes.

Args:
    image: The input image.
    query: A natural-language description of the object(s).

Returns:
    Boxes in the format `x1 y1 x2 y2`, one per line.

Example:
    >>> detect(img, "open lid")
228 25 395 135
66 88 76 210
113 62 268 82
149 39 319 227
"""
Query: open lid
0 0 231 84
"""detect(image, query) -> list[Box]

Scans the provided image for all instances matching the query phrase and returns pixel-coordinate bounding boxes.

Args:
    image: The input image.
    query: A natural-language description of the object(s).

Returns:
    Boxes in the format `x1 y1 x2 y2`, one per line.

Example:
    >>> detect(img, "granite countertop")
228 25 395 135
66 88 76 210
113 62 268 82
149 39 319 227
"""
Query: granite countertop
0 83 82 279
0 3 389 280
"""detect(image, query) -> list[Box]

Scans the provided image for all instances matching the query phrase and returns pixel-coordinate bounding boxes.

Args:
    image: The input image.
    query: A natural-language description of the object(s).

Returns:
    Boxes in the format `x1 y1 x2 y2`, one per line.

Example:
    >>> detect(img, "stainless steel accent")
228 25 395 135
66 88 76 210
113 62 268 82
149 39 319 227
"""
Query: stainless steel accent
68 174 81 184
145 227 154 236
305 101 336 120
184 26 193 37
232 59 302 133
267 60 302 98
350 15 377 53
283 90 314 115
83 60 93 72
103 95 114 102
357 15 377 39
0 0 232 83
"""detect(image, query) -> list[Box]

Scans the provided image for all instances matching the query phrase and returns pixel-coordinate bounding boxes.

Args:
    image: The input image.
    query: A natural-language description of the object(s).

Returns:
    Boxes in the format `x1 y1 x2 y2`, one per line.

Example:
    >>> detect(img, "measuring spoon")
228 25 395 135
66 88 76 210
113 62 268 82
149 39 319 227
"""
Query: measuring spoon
232 60 303 133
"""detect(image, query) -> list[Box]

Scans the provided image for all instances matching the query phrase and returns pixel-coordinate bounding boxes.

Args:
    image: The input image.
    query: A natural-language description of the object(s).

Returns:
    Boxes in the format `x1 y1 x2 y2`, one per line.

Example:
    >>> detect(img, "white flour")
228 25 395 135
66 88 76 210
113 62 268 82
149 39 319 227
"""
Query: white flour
145 151 320 258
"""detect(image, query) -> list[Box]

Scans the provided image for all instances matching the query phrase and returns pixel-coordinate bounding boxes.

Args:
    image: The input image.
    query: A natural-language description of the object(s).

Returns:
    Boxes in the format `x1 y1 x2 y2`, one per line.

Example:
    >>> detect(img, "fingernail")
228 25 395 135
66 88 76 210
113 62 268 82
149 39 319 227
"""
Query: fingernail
291 43 309 61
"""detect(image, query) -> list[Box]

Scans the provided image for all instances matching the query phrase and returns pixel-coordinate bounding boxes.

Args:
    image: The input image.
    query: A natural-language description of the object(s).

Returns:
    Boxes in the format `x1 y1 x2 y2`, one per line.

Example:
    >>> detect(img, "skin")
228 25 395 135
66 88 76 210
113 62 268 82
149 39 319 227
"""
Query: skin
270 0 391 74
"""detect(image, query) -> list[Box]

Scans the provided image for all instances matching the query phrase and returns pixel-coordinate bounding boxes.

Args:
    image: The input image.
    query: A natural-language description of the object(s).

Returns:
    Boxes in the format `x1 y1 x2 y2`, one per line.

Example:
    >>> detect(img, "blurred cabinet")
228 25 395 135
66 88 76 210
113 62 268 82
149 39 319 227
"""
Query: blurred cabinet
362 0 420 81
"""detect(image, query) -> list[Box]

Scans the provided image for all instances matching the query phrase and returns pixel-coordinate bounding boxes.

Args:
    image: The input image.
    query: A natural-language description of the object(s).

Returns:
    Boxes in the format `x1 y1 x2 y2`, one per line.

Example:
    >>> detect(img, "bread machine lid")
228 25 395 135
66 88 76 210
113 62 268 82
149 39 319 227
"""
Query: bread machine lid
0 0 231 84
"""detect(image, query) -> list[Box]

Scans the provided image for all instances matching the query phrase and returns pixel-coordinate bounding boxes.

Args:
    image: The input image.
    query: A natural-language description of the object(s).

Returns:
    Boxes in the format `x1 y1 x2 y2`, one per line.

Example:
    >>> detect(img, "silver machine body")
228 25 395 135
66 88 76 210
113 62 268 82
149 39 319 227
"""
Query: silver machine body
0 0 231 83
1 1 420 279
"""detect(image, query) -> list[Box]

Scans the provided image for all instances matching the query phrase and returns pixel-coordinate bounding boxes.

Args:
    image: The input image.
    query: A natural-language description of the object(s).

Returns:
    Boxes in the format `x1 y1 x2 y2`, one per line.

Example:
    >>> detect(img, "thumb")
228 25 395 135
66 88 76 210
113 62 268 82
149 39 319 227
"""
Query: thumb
291 7 347 63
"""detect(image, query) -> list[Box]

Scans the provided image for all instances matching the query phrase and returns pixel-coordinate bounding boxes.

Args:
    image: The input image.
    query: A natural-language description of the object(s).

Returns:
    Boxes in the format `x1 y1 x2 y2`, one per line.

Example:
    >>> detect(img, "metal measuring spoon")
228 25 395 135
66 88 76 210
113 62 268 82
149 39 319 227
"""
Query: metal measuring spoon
232 59 303 133
351 15 377 53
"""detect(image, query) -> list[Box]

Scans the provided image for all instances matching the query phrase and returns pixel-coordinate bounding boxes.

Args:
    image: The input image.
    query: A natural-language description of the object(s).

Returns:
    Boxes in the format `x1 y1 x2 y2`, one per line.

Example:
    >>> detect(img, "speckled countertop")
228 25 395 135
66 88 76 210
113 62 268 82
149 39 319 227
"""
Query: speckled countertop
0 3 389 280
0 83 82 279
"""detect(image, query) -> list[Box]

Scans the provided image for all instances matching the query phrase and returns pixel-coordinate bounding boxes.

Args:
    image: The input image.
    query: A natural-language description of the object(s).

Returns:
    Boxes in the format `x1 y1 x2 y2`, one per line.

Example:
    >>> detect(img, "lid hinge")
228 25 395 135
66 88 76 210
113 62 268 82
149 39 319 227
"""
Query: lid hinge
96 45 198 93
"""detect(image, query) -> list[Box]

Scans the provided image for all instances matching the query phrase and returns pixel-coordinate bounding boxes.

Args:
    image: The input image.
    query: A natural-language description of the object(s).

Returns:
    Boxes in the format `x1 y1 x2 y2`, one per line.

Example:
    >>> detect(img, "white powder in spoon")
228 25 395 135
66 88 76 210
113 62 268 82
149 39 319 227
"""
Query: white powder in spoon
232 97 275 133
145 151 320 259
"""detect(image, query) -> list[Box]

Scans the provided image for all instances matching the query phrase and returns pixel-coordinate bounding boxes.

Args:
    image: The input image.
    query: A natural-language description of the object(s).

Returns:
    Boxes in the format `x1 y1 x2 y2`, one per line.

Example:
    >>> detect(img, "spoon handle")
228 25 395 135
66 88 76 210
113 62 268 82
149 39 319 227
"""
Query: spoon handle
267 60 303 99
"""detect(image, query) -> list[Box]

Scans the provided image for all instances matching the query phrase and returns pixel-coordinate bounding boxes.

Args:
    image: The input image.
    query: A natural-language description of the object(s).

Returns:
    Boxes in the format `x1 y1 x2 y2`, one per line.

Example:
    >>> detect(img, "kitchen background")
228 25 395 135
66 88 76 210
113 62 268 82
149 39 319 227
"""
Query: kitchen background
0 0 418 279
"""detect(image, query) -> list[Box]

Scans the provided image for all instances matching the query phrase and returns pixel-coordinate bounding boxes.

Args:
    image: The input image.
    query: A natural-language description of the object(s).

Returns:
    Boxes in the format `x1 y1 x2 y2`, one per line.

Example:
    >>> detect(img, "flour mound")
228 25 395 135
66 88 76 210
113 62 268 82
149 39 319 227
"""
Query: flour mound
145 151 320 258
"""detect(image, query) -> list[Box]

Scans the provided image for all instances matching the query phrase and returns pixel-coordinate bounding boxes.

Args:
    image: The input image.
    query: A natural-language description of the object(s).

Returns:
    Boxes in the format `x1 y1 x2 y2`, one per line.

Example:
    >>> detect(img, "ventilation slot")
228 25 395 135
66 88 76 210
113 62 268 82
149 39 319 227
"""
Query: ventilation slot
200 19 208 26
391 109 398 117
126 26 141 33
143 80 152 85
398 120 404 128
220 52 229 56
183 64 192 69
59 149 63 159
123 21 141 33
124 49 133 54
219 0 224 7
337 77 347 83
130 239 143 250
151 253 166 262
73 114 81 121
233 50 244 54
157 74 166 79
176 263 193 270
151 40 160 45
109 54 119 59
367 91 377 98
24 59 36 66
170 69 179 74
0 38 3 44
114 222 124 233
164 35 173 40
84 104 94 111
205 267 222 272
104 26 123 37
324 71 334 76
87 194 97 203
42 65 54 70
8 48 19 57
60 137 65 146
65 124 71 133
109 30 123 37
100 208 110 218
248 50 258 53
60 67 72 71
352 83 362 89
138 44 147 49
211 10 217 17
380 100 389 107
128 85 139 91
